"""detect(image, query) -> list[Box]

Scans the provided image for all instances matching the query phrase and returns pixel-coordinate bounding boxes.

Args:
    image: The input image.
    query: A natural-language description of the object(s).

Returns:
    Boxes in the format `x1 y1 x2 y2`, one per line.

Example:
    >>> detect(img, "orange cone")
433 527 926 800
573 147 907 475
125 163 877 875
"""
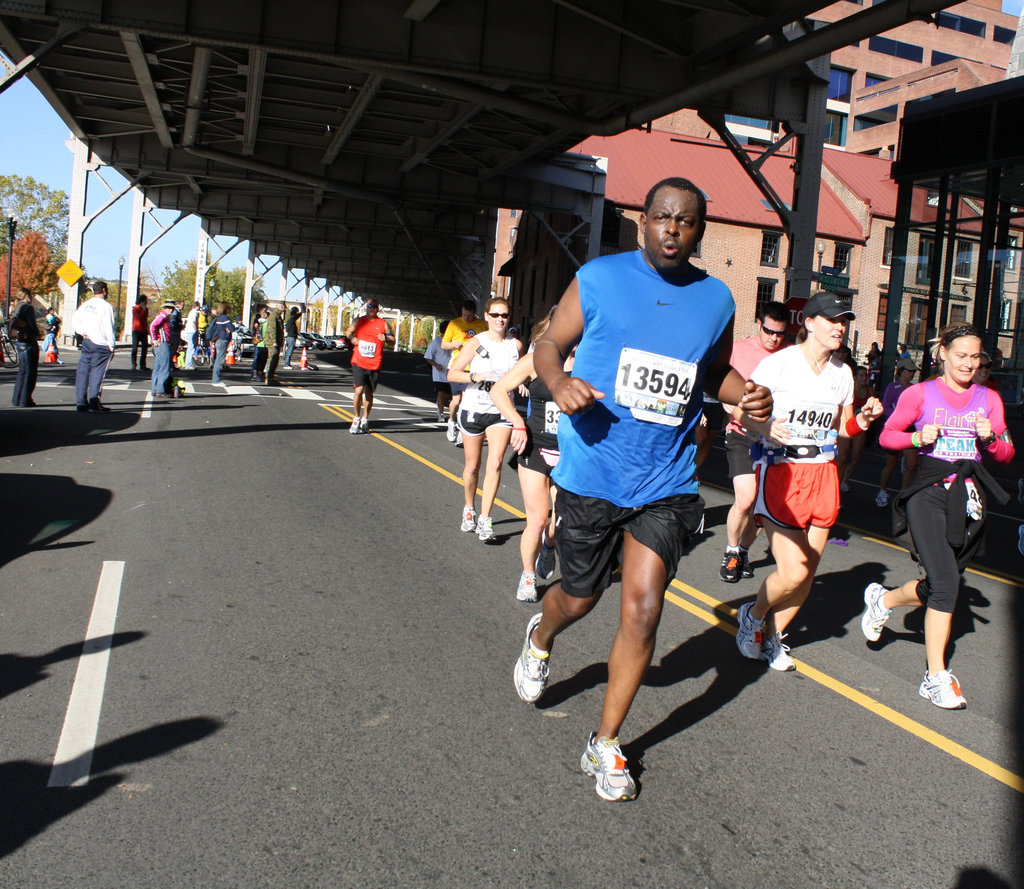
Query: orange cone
299 346 308 370
44 341 58 363
225 345 236 365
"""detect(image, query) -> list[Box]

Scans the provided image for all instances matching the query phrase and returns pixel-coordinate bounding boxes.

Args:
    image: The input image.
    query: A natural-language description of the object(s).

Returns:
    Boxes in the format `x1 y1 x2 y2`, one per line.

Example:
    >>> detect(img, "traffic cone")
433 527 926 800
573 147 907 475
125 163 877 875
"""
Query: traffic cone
44 341 58 363
225 345 236 365
299 346 308 370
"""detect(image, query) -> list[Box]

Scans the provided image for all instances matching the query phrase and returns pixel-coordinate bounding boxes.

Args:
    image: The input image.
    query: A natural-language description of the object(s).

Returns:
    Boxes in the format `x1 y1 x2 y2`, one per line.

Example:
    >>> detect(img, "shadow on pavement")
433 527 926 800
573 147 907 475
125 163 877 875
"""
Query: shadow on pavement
0 631 146 702
0 474 113 570
0 716 221 858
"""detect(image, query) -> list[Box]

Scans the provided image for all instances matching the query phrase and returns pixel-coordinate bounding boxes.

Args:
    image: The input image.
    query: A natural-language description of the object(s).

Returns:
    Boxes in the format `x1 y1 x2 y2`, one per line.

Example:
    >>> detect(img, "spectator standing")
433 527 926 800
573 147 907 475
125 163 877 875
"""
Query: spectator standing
149 300 175 397
183 301 201 368
42 305 63 365
423 333 452 422
283 306 306 368
250 305 269 382
207 302 236 386
346 300 394 433
264 303 285 385
130 294 150 370
72 280 117 412
9 287 40 407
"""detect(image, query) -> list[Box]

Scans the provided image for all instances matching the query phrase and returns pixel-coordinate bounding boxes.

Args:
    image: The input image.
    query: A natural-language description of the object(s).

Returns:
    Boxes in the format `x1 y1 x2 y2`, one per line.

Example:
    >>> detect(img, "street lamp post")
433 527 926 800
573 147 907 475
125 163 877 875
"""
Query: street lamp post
816 240 825 274
4 210 18 322
116 255 125 340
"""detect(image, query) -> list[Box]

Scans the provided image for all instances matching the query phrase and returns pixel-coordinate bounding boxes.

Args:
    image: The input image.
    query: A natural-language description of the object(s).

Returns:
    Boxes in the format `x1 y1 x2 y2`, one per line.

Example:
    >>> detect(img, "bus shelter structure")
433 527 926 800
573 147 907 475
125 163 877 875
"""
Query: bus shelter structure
887 76 1024 404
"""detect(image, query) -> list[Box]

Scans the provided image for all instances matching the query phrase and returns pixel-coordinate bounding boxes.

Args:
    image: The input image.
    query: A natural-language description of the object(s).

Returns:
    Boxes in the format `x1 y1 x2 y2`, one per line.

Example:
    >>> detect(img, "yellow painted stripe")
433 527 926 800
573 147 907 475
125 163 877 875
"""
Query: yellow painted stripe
319 401 1022 792
319 404 526 519
666 579 1024 793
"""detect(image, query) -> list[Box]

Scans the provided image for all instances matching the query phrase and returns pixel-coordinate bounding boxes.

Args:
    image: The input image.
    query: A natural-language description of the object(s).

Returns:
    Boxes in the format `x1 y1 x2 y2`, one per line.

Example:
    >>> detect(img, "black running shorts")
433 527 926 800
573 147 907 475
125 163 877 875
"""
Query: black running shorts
555 488 705 597
352 365 380 391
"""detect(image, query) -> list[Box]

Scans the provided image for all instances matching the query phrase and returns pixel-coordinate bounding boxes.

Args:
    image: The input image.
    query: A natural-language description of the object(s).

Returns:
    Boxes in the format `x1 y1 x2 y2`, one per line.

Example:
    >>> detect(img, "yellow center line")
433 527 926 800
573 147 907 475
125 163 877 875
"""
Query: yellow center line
319 404 525 518
666 581 1024 793
320 402 1022 793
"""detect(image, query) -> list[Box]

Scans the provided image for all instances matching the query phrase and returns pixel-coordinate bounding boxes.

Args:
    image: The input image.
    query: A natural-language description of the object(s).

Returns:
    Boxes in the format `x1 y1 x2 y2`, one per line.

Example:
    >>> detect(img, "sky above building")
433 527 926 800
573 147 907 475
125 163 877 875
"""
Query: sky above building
1 1 1022 284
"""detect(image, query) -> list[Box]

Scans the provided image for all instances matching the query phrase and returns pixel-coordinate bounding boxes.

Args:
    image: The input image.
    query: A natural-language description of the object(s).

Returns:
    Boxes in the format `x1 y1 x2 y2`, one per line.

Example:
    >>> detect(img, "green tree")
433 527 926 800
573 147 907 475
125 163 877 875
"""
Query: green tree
0 175 70 262
161 260 264 318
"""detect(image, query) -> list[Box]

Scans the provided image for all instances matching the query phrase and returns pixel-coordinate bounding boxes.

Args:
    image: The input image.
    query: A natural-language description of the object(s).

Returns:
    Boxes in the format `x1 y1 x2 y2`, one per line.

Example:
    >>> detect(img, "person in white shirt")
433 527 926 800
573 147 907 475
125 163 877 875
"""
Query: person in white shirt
72 280 117 412
183 301 201 369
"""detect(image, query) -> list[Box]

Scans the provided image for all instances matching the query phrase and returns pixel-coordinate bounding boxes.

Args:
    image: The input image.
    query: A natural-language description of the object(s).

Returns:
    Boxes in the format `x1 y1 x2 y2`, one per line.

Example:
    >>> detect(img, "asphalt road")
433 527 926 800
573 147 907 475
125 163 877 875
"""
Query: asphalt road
1 350 1022 889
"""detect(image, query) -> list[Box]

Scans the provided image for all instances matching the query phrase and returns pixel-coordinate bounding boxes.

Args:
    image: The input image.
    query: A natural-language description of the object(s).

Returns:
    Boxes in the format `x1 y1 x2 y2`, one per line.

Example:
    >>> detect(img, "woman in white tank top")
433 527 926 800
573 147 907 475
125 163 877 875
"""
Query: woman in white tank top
447 297 523 542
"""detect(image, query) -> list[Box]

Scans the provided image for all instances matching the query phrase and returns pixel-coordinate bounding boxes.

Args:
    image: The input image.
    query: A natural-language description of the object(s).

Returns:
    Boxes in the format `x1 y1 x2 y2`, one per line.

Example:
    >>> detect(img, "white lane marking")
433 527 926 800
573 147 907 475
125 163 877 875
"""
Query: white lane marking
141 392 153 419
282 388 325 400
393 394 435 408
48 561 126 788
224 385 259 395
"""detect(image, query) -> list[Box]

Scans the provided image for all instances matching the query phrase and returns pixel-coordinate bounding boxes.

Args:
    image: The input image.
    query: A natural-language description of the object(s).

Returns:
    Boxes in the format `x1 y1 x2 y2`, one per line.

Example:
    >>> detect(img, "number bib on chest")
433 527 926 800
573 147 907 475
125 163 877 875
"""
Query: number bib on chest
615 347 696 425
544 401 561 435
931 430 978 461
784 400 836 443
359 340 378 359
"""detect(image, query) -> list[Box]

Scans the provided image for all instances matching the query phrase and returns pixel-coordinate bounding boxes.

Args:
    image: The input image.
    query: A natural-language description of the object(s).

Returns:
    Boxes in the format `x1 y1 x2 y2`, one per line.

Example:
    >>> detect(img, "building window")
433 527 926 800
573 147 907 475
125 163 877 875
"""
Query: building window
954 239 973 279
828 67 853 102
756 279 777 316
994 25 1015 45
882 226 894 267
760 231 781 267
931 50 957 66
937 12 985 38
691 239 702 259
1007 235 1019 271
824 111 847 147
864 73 889 88
916 236 933 285
876 290 888 331
833 243 852 275
949 304 967 324
854 104 898 131
1002 299 1013 331
868 35 924 63
509 209 518 219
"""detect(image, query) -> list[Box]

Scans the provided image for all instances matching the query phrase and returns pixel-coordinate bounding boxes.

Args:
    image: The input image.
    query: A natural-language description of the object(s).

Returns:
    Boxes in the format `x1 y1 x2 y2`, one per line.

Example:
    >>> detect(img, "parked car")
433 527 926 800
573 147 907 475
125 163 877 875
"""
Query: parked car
295 331 325 351
328 334 352 351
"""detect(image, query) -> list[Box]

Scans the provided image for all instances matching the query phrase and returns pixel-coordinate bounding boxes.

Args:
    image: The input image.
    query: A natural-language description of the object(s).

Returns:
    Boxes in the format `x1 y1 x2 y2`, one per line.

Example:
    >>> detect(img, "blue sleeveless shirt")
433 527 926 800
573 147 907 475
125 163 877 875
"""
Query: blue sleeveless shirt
552 250 734 506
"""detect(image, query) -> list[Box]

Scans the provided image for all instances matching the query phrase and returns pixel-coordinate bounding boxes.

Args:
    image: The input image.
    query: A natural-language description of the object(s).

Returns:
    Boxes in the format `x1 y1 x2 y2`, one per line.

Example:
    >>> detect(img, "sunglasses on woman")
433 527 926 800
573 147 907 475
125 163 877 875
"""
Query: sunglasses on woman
488 312 509 319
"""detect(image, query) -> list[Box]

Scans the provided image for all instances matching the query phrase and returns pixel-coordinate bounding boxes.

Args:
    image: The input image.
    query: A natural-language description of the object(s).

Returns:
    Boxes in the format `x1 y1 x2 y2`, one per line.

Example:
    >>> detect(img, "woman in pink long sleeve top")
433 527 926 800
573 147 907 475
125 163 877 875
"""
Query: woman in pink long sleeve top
859 324 1014 710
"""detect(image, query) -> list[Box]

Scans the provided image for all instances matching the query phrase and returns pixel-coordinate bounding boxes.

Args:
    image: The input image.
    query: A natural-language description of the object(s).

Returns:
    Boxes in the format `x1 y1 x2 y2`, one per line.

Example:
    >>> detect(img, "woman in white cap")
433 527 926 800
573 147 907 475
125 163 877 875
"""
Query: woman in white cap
734 292 883 670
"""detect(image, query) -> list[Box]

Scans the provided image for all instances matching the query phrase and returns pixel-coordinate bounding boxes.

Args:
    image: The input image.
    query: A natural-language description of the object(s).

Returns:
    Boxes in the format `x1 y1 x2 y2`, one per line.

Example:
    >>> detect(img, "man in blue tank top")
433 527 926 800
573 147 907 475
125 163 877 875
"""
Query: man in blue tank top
513 177 773 801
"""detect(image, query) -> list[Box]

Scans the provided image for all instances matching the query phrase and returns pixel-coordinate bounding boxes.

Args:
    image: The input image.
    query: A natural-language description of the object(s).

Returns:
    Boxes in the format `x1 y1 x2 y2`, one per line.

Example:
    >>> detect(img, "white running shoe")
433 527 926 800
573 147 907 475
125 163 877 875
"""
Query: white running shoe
735 602 765 660
860 582 892 642
477 515 494 542
460 506 477 532
875 489 889 508
349 418 360 434
535 542 556 581
761 632 795 672
919 670 966 710
513 613 549 703
360 417 369 433
446 418 458 443
580 733 637 802
516 572 538 602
